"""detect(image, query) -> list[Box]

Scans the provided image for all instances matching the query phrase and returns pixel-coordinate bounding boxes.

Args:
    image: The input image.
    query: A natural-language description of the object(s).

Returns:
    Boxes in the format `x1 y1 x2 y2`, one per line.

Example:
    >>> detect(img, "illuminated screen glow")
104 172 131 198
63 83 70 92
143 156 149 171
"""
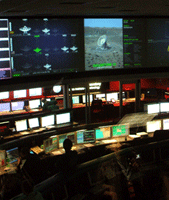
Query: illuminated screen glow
147 104 160 114
95 126 111 139
84 18 123 71
106 93 118 101
0 91 9 99
0 102 10 112
44 136 57 153
6 147 19 164
11 101 24 111
72 96 79 104
41 115 55 127
146 120 162 133
59 134 67 148
15 119 27 132
29 87 42 96
160 102 169 112
28 117 39 129
95 93 105 99
14 89 27 98
56 112 70 124
29 99 41 109
163 119 169 130
82 95 93 103
112 124 129 137
77 130 95 144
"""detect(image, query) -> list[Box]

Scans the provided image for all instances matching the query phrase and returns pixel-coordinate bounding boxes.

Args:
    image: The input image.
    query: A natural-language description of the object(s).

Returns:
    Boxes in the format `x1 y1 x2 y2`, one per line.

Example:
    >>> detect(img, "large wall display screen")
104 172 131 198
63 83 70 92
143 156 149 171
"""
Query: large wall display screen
9 18 84 77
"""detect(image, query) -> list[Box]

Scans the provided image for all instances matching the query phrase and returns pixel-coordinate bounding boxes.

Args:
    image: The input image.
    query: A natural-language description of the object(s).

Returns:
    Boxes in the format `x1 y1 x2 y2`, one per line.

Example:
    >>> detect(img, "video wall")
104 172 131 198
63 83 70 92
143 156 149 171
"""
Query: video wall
0 17 169 80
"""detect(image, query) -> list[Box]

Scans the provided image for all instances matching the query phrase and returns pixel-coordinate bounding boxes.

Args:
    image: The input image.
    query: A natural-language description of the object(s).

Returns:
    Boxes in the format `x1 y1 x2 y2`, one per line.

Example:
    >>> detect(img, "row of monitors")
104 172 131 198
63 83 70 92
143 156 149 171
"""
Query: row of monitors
0 88 42 99
1 17 169 79
146 119 169 133
43 124 129 152
15 112 71 132
146 102 169 114
0 99 41 112
72 92 126 104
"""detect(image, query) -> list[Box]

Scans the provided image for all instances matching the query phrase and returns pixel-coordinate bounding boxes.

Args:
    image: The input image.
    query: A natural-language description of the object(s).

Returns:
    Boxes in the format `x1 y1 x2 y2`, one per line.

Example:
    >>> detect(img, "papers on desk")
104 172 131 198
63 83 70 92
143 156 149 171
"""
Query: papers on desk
136 132 148 136
101 139 117 144
84 143 95 148
129 134 140 139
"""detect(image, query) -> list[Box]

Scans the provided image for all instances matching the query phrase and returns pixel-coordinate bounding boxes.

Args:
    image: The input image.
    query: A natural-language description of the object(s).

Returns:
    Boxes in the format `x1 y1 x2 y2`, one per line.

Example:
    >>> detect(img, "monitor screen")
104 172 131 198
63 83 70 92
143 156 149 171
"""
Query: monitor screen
106 93 118 101
0 102 10 112
95 126 111 140
112 124 129 137
146 120 162 133
84 18 123 71
95 93 105 99
11 101 24 111
147 104 160 114
15 119 27 132
9 18 84 77
82 95 93 103
29 99 41 109
28 117 39 129
56 112 71 124
72 96 80 104
41 114 55 127
6 147 19 164
66 132 75 145
29 87 42 97
43 136 57 153
13 89 27 98
59 134 67 148
160 102 169 113
163 119 169 130
0 91 9 99
77 129 95 144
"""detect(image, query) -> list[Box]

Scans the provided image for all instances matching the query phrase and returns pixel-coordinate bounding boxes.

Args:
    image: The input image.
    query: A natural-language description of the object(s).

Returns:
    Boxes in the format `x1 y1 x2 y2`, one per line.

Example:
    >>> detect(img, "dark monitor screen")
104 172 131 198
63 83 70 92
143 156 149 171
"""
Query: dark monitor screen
0 102 10 112
77 129 95 144
11 101 24 111
6 147 19 164
95 126 111 140
9 18 84 77
43 136 57 153
112 124 129 137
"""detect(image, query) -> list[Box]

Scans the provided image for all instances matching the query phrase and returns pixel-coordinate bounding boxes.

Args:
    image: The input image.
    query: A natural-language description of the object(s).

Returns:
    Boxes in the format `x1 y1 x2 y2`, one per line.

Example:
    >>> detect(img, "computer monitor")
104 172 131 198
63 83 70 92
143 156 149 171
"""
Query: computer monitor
56 112 71 124
29 99 41 109
43 136 58 153
15 119 28 132
59 134 67 148
13 89 27 98
41 114 55 127
95 93 105 99
77 129 95 144
72 96 80 104
106 93 118 101
66 132 75 144
112 124 129 137
147 103 160 114
95 126 111 140
82 95 93 103
6 147 19 164
28 117 39 129
163 119 169 130
29 87 42 97
58 132 75 148
11 101 24 111
0 91 9 99
0 102 10 112
146 120 162 133
160 102 169 113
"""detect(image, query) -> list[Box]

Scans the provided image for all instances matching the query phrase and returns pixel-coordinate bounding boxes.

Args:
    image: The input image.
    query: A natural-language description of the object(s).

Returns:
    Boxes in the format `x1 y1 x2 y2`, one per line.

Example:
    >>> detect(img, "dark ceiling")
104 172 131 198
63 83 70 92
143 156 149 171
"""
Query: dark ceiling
1 0 169 17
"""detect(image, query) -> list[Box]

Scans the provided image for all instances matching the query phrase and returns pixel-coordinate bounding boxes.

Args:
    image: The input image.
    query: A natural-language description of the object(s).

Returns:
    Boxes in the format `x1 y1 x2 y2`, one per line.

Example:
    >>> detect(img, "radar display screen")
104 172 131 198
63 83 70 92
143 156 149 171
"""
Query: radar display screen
112 124 129 137
9 18 84 77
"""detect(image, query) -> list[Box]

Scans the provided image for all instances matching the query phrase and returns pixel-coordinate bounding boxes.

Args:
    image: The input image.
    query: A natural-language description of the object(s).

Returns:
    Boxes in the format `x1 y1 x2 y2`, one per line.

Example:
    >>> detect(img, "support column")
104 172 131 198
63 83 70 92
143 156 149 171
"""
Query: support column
63 84 69 109
119 81 123 118
135 80 141 112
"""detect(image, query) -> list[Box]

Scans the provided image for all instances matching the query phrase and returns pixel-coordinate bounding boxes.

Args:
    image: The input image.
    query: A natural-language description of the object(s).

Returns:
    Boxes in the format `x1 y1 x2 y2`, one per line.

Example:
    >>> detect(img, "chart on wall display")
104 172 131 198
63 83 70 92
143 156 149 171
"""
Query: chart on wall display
84 18 123 70
9 18 84 77
123 18 146 68
0 19 12 80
